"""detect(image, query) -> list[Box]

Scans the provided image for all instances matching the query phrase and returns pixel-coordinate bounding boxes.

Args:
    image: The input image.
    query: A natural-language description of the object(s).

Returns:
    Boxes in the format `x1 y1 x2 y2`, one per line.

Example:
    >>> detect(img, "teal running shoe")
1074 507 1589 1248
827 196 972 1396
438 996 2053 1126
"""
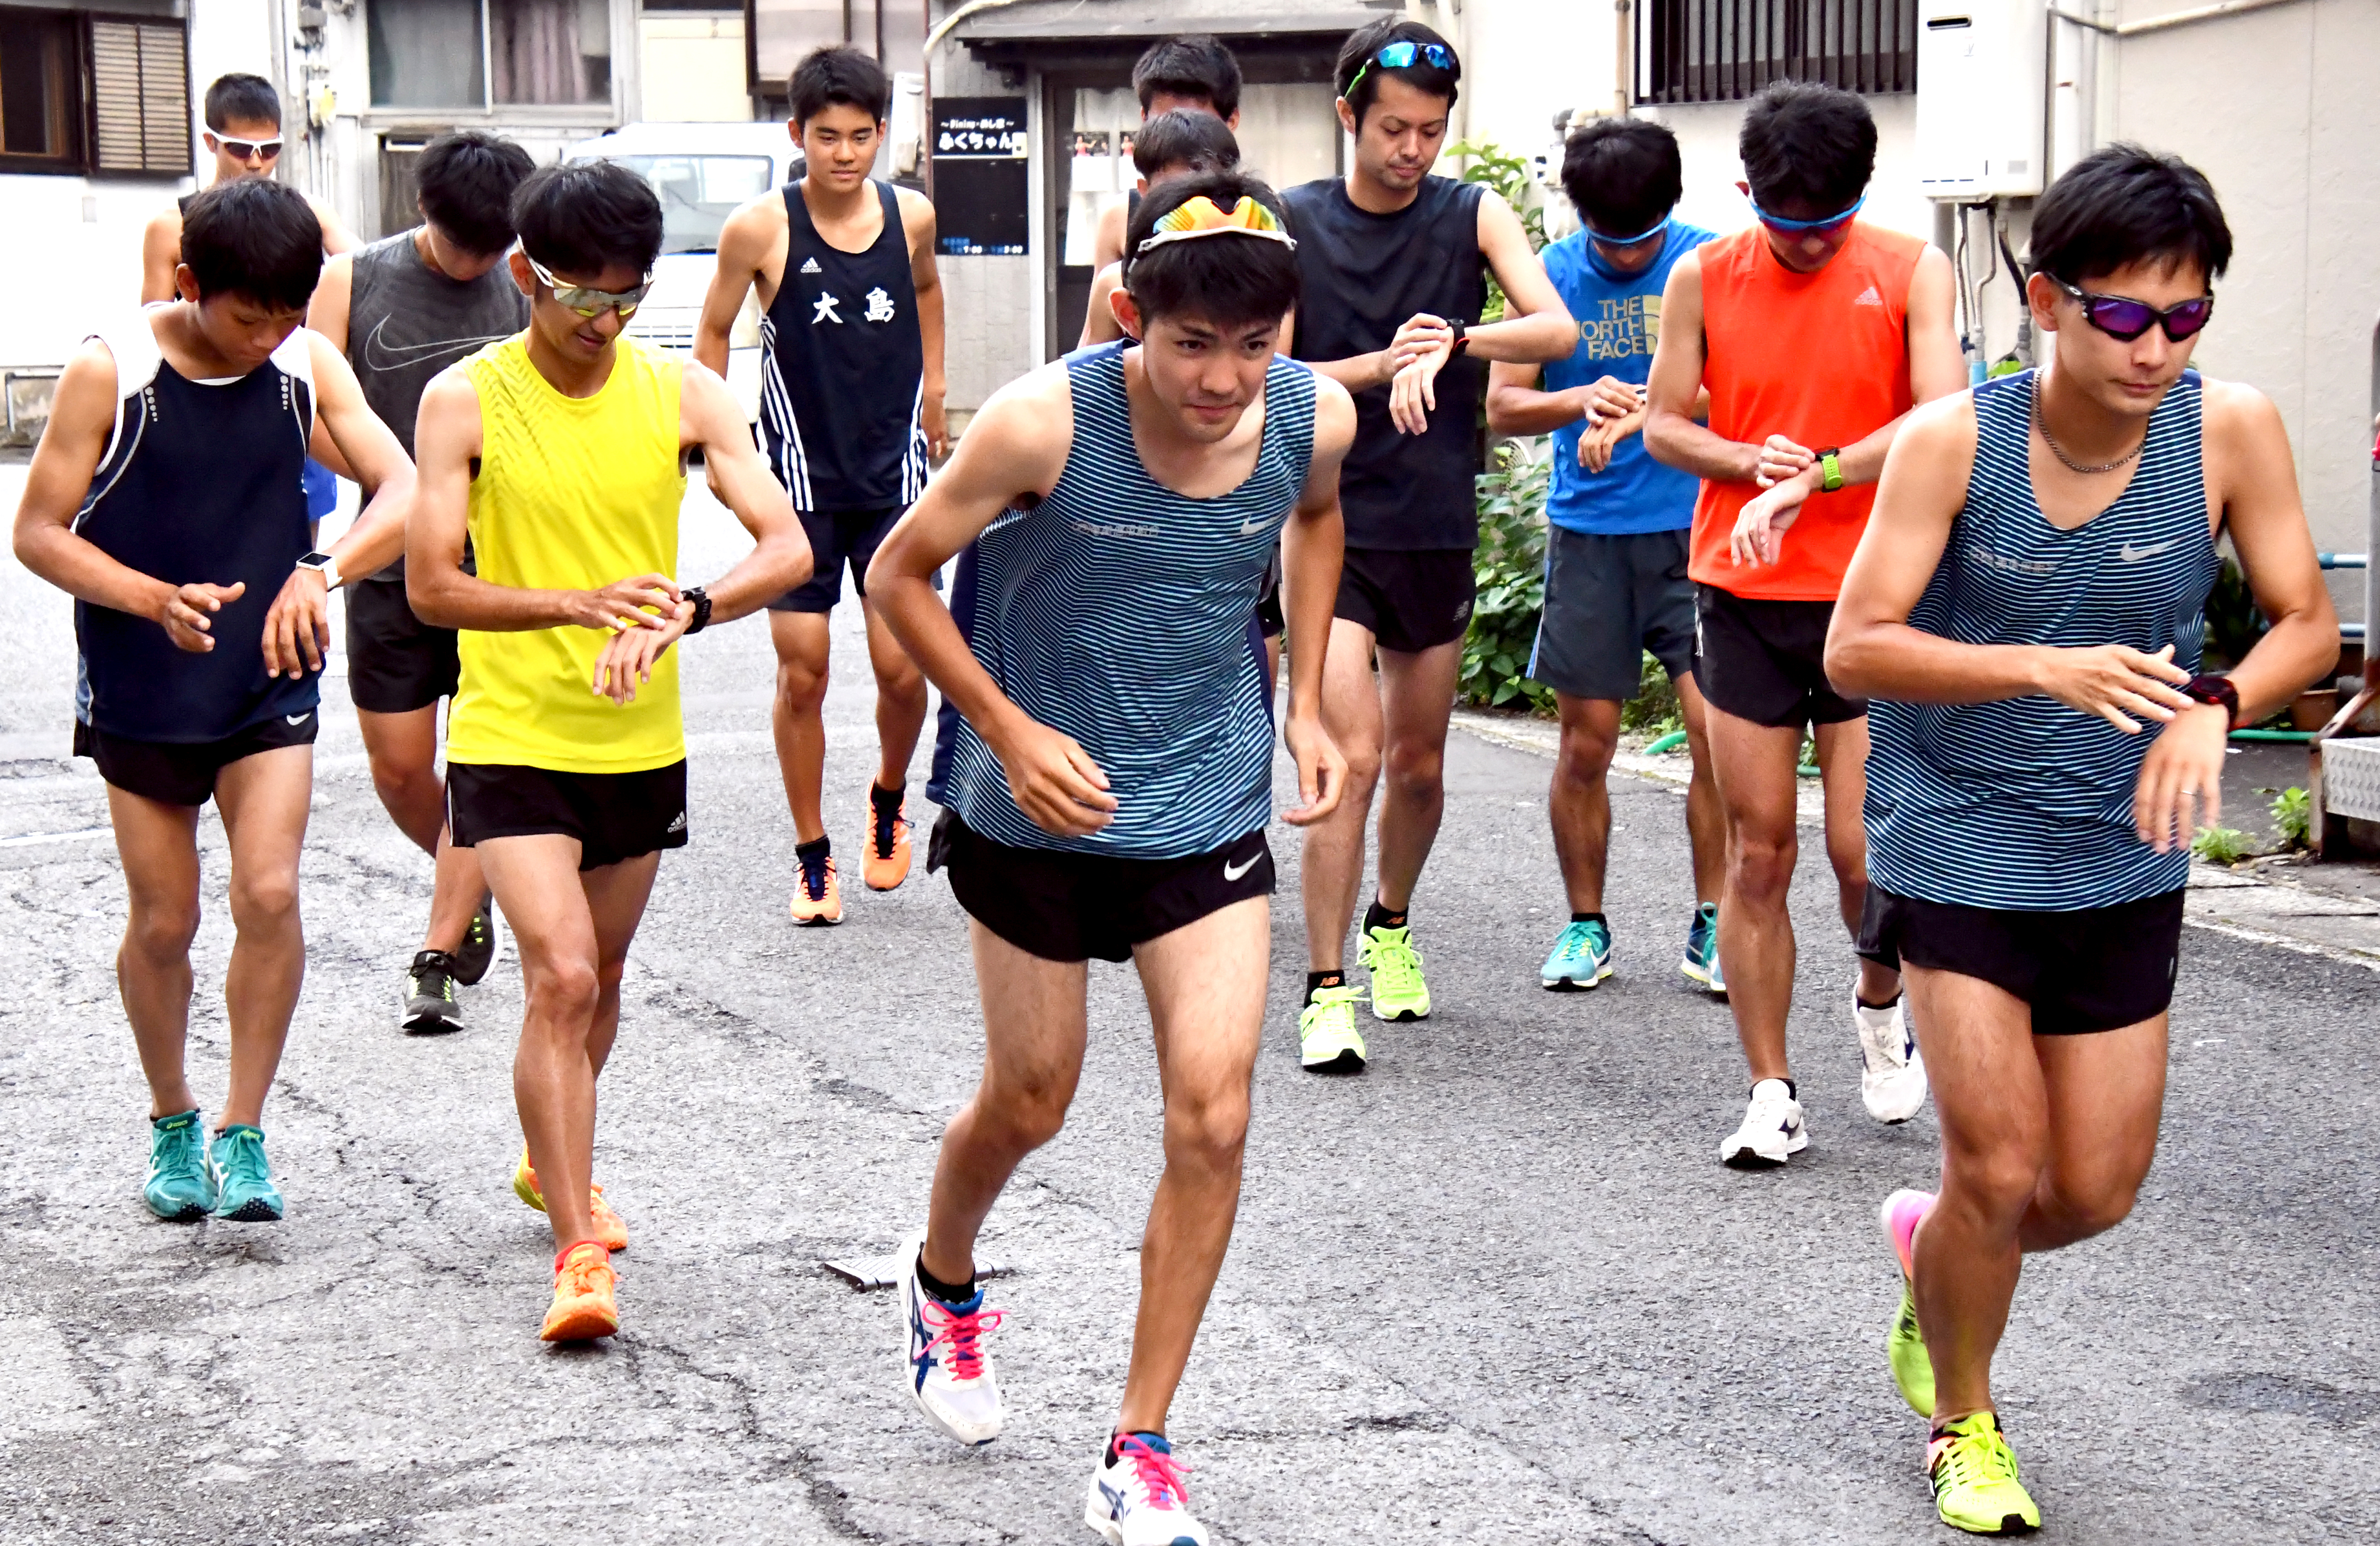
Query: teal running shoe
1359 924 1430 1021
144 1109 218 1221
1540 918 1614 990
209 1125 284 1222
1681 902 1727 997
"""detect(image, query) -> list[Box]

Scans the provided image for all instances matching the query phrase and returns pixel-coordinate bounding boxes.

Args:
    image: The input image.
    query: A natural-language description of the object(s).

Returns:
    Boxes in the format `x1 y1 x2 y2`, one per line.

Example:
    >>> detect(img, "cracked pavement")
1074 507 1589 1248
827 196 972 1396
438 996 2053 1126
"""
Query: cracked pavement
3 473 2376 1544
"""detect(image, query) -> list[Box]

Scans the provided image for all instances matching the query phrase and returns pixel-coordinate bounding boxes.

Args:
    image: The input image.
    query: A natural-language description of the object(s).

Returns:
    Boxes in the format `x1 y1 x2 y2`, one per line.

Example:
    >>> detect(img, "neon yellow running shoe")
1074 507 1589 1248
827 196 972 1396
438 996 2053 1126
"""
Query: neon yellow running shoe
1359 924 1430 1022
1882 1189 1937 1416
1928 1412 2041 1535
1298 984 1368 1073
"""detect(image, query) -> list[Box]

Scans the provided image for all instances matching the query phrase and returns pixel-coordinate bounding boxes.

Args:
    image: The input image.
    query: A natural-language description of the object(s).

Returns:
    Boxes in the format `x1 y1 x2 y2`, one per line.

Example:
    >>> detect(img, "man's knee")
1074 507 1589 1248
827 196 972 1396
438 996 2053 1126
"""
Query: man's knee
1944 1136 2052 1224
525 958 602 1028
228 869 301 931
1163 1089 1251 1173
125 897 202 960
973 1073 1073 1153
367 748 438 809
1382 737 1445 800
1727 822 1799 902
2037 1162 2147 1242
1555 721 1619 791
775 654 829 714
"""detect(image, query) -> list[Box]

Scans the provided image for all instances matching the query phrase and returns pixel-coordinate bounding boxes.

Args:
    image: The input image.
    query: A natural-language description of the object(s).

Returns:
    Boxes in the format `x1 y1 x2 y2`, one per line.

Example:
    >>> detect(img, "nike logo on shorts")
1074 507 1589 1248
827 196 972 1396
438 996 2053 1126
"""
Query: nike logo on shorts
1222 851 1260 882
284 712 312 726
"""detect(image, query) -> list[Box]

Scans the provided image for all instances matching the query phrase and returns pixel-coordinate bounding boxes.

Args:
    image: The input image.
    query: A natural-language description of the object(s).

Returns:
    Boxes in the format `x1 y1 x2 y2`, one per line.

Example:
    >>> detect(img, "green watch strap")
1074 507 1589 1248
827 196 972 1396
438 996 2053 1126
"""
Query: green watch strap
1817 447 1844 493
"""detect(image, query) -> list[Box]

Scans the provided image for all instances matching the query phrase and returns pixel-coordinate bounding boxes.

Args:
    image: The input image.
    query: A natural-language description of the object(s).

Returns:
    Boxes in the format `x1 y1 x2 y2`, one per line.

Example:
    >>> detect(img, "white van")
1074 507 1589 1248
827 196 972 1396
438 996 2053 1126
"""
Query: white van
566 121 803 423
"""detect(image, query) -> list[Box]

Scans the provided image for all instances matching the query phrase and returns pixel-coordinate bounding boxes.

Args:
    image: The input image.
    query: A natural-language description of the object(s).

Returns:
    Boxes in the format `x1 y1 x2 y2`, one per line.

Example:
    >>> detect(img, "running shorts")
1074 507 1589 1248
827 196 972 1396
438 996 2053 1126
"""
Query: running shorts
446 760 689 871
75 711 318 808
1256 546 1285 639
770 505 933 613
1333 547 1476 653
1694 584 1866 728
1857 884 2185 1035
1530 527 1698 701
927 808 1273 964
343 576 461 715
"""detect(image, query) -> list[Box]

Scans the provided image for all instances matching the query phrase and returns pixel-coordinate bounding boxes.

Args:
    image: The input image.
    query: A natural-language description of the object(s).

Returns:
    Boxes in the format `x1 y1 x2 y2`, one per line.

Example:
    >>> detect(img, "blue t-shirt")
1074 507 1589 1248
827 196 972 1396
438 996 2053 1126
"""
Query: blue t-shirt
1540 221 1713 536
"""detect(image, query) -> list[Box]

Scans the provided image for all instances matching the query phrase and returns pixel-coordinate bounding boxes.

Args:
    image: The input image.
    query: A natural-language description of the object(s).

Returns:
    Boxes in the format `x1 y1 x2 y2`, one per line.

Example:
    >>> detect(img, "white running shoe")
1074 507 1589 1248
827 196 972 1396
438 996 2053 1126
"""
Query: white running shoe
1720 1078 1809 1169
896 1229 1005 1445
1084 1433 1211 1546
1854 993 1929 1124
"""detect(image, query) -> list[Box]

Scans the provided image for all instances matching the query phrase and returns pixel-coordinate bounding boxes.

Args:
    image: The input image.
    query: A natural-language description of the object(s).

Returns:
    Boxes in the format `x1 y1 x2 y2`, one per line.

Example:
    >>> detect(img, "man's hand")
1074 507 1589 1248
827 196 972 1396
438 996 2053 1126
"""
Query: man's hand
157 580 245 654
563 574 681 633
1281 712 1346 826
1390 345 1449 436
923 391 949 461
1754 433 1817 489
1580 376 1642 426
991 714 1118 837
2034 642 2195 733
2134 703 2229 853
1385 313 1453 377
591 598 693 705
260 568 332 679
1729 471 1816 567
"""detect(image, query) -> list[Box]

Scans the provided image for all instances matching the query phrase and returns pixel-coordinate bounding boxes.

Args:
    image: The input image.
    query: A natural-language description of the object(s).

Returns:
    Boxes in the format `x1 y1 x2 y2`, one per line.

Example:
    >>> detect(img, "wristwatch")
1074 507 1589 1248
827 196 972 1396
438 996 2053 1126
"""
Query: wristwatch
1814 447 1844 493
682 585 712 635
295 550 341 590
2181 672 2241 727
1445 318 1470 358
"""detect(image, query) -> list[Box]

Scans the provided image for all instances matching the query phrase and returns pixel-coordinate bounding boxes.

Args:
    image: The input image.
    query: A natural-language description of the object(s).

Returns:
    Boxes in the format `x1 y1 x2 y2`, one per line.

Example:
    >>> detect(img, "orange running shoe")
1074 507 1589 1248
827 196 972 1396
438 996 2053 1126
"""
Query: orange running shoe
512 1144 629 1252
540 1240 618 1342
790 853 844 925
862 790 914 892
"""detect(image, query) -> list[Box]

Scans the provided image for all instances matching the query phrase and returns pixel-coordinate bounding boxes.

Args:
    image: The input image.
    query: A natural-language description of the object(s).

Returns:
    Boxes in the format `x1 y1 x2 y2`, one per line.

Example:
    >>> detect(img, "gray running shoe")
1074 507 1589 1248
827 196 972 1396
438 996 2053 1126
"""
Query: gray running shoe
403 950 466 1035
452 898 499 986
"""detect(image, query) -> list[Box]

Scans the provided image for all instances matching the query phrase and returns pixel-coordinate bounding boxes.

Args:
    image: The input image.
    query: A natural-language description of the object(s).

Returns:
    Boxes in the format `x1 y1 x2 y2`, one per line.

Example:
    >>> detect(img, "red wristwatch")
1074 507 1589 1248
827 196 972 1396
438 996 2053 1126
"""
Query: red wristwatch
2180 673 2240 728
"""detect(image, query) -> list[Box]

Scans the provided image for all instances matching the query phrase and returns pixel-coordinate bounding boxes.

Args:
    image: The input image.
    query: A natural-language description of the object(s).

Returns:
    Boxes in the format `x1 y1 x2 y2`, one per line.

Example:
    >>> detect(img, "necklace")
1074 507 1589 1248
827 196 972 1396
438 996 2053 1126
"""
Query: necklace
2032 379 2146 475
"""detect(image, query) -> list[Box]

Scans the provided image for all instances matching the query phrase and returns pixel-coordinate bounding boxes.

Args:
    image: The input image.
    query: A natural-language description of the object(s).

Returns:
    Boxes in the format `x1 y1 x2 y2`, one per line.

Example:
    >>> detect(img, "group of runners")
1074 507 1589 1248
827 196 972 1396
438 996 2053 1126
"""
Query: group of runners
10 17 2340 1544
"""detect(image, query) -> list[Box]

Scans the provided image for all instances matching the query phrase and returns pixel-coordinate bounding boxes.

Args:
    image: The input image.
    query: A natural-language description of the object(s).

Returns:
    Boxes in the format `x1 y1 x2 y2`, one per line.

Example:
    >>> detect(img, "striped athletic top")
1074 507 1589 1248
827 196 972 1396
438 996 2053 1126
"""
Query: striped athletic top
927 340 1318 858
1866 369 2217 909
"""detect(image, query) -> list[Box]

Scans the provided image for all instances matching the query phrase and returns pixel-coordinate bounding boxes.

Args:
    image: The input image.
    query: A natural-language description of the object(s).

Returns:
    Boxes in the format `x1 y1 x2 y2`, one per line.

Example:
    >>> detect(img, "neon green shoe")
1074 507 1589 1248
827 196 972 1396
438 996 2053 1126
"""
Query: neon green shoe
1928 1412 2041 1534
1882 1189 1937 1416
1298 984 1368 1073
1359 924 1430 1022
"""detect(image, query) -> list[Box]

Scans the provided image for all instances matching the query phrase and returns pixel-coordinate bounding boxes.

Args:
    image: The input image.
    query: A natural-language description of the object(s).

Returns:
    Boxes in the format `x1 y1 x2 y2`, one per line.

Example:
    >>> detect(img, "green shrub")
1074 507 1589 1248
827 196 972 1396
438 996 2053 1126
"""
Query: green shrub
1621 651 1681 736
2190 825 2253 865
2271 786 2312 850
1461 439 1554 712
1448 139 1548 322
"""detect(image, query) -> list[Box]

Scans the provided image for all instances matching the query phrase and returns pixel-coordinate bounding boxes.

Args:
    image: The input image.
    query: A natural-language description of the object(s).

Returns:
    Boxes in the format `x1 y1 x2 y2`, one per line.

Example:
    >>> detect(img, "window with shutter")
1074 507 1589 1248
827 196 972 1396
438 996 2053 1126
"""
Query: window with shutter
88 16 191 178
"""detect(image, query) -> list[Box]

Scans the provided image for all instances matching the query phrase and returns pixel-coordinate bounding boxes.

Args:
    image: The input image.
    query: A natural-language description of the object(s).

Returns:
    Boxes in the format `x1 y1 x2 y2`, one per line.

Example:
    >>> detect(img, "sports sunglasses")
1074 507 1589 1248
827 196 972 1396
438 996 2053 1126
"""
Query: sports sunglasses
1589 216 1670 247
522 251 652 319
212 135 282 161
2051 278 2215 343
1344 40 1457 99
1745 193 1864 234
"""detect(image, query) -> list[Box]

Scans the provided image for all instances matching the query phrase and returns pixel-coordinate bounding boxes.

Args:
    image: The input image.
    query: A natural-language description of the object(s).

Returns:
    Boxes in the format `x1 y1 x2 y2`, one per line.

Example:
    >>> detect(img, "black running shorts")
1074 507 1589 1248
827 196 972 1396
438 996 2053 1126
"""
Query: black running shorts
1857 884 2185 1035
927 809 1273 964
1333 547 1476 653
447 760 689 871
1256 546 1285 639
75 711 318 808
770 505 924 613
1694 584 1866 728
343 576 461 715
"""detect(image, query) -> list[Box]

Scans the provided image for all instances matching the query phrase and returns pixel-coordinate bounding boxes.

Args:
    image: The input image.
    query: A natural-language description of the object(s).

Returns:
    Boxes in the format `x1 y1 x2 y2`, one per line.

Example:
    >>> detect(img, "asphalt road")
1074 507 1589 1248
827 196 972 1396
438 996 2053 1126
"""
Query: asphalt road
3 476 2376 1545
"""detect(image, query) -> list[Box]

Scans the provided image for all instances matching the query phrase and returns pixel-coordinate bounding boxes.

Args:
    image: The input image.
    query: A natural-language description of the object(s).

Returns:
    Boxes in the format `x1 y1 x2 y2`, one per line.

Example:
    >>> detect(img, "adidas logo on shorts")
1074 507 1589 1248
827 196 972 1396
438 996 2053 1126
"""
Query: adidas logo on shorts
666 811 687 834
800 257 823 275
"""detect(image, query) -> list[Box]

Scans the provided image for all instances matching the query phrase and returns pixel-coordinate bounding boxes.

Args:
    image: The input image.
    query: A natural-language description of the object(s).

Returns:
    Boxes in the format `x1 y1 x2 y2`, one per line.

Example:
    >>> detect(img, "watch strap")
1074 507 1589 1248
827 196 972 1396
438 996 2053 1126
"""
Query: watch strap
683 585 712 636
2182 673 2240 728
1816 447 1844 493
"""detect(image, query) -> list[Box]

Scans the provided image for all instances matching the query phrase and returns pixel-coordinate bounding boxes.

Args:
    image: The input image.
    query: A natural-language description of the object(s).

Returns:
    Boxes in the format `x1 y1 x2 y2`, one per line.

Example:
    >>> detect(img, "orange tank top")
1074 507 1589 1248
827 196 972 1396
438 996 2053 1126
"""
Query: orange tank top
1689 222 1923 600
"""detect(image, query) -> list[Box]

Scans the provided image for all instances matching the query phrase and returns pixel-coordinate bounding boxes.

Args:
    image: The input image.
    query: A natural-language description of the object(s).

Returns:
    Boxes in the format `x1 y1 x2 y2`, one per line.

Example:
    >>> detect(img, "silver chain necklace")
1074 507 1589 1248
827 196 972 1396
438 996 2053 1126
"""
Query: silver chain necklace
2032 378 2146 475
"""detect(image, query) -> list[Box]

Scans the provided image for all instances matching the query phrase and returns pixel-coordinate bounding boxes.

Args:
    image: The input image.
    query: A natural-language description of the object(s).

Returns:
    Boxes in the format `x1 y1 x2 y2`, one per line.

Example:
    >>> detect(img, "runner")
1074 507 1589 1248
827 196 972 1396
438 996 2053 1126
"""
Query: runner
868 171 1352 1545
1284 18 1574 1072
1642 81 1962 1165
697 44 946 926
1079 111 1242 350
308 130 535 1034
1484 116 1725 994
13 177 414 1225
141 73 356 534
1828 145 2335 1535
1088 34 1243 273
407 161 808 1341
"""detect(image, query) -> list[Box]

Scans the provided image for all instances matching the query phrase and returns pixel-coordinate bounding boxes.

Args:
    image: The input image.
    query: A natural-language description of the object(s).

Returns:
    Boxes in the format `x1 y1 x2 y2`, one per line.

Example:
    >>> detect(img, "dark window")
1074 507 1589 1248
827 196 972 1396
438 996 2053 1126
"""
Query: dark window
0 8 85 172
1640 0 1918 105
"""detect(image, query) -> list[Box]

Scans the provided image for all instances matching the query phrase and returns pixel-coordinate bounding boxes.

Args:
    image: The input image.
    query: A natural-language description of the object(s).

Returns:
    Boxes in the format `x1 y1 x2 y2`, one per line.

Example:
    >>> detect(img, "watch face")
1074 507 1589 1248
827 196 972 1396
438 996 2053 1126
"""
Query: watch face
300 551 335 567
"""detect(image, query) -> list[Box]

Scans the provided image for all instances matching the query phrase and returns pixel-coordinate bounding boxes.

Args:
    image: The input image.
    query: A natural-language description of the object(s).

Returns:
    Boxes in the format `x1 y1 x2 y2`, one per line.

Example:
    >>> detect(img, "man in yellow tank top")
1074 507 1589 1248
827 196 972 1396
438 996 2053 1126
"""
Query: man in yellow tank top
408 162 811 1343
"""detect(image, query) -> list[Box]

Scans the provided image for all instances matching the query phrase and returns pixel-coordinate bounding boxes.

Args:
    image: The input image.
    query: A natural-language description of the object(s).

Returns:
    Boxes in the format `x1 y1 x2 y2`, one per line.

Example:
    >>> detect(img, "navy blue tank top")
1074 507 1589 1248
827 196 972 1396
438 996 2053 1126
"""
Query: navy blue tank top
759 180 927 512
1282 175 1485 551
74 313 319 742
1865 369 2219 909
927 342 1318 858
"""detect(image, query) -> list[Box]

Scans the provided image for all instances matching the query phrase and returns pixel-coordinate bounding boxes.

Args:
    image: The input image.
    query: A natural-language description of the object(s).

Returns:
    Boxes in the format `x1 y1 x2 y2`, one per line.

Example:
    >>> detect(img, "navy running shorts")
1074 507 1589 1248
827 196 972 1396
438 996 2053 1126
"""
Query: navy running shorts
1857 883 2185 1034
1530 527 1698 701
770 505 940 613
75 711 318 808
447 760 689 871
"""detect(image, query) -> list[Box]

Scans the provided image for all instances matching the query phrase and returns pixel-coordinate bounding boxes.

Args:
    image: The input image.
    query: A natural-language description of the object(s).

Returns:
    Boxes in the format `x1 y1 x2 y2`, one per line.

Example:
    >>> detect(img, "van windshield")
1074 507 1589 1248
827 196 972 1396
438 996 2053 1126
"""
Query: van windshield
603 154 776 255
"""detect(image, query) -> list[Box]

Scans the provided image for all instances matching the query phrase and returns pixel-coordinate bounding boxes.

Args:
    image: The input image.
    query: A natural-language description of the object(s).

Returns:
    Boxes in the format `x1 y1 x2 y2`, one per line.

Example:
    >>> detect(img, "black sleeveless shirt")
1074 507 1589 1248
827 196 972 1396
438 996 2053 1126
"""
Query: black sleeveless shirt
759 180 928 512
1282 175 1487 550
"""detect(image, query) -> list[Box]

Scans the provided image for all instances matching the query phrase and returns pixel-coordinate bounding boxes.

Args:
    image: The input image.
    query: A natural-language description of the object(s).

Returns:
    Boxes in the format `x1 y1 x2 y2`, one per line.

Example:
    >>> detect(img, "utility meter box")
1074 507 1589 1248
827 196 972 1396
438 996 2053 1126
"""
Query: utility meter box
1915 0 2047 200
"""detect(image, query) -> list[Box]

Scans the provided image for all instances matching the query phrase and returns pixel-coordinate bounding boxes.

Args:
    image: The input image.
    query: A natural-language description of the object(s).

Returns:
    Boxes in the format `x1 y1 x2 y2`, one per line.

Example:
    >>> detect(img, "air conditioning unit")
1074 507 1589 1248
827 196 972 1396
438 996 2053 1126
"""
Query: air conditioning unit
1915 0 2047 200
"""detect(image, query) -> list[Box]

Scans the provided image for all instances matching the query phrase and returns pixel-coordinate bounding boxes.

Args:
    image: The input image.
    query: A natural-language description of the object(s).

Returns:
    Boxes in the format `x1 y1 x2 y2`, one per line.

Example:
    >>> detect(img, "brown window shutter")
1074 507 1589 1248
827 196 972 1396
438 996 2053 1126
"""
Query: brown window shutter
88 18 192 177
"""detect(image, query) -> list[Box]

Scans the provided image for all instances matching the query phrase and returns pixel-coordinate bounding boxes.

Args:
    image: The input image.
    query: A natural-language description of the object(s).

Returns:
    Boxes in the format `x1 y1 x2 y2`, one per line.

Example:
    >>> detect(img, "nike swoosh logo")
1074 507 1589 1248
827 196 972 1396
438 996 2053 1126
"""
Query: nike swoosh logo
285 712 312 726
2117 541 2174 563
1223 853 1259 882
361 316 513 372
1239 517 1267 536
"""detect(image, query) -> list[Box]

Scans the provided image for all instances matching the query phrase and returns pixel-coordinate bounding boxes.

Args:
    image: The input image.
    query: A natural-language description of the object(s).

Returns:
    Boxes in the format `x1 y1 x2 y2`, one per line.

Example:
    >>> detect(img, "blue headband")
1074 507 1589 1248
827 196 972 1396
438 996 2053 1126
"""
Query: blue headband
1745 193 1865 231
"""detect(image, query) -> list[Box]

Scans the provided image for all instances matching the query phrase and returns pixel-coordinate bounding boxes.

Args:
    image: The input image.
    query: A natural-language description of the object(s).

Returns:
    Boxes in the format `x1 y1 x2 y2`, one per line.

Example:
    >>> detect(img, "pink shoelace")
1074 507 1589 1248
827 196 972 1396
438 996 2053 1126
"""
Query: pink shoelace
1115 1435 1193 1511
921 1298 1005 1381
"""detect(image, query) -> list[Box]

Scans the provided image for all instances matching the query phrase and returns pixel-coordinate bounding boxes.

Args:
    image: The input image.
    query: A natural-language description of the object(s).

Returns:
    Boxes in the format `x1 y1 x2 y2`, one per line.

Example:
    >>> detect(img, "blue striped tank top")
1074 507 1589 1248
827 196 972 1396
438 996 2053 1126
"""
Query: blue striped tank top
927 340 1318 858
1865 369 2217 909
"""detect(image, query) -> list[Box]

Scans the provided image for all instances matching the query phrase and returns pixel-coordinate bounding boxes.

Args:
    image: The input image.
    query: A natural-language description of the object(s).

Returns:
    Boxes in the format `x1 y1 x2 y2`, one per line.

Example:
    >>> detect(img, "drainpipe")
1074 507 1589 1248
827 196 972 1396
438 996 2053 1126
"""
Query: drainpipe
1615 0 1631 116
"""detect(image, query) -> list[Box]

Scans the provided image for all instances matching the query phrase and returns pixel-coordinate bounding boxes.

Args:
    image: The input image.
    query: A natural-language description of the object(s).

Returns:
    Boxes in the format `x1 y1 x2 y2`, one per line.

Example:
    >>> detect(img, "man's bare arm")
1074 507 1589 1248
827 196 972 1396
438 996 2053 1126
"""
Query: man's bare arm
139 210 181 304
1092 199 1128 274
692 196 777 378
1467 191 1576 364
904 189 949 458
1080 264 1126 349
309 195 359 257
2205 381 2338 721
1642 251 1753 483
309 253 355 354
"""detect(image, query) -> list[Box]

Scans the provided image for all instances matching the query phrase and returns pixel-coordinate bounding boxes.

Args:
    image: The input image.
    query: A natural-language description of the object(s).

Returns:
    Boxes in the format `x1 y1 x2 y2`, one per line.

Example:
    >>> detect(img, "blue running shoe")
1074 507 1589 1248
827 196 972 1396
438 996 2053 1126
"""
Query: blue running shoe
1540 918 1614 990
144 1110 217 1221
1682 903 1727 998
208 1125 284 1222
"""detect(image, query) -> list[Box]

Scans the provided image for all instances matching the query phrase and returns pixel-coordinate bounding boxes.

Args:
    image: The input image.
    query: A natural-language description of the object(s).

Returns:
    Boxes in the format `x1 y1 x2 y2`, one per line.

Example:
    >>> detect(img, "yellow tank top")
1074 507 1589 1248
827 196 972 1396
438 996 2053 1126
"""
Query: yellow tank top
445 334 688 774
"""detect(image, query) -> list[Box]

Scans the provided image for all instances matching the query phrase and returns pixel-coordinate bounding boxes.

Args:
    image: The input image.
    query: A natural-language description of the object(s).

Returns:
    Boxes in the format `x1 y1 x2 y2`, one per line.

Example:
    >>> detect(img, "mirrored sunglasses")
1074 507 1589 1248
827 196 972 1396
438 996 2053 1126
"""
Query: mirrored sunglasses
522 251 652 319
1746 193 1864 234
216 136 282 161
1344 40 1458 99
2053 279 2214 343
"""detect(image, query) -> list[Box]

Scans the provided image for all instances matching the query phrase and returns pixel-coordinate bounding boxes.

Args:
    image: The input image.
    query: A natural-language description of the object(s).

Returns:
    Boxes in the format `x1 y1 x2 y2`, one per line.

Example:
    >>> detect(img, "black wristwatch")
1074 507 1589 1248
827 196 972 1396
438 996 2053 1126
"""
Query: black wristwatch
683 585 712 635
2181 672 2239 727
1445 318 1470 358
